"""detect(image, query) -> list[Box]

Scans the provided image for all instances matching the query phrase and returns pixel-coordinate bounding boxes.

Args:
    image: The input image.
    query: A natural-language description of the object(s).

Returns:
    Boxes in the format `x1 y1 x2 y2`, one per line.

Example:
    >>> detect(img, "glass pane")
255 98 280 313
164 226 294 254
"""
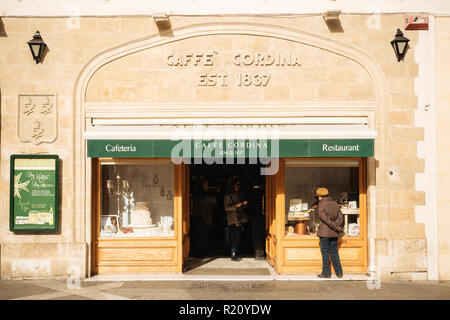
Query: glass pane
397 41 407 55
100 163 174 237
284 165 360 238
30 44 41 57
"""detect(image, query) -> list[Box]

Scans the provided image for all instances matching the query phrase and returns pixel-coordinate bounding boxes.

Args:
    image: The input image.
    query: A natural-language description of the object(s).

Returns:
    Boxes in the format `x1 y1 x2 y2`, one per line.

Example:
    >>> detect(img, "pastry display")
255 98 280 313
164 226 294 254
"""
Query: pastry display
120 226 134 234
100 164 176 237
130 202 153 227
347 223 360 236
288 203 310 219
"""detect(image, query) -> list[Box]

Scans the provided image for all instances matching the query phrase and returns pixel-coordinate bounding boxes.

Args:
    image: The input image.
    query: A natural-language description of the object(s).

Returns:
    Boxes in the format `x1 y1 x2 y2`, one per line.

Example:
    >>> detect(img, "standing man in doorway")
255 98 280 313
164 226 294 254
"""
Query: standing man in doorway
224 178 248 261
191 179 217 258
315 187 344 278
247 177 266 260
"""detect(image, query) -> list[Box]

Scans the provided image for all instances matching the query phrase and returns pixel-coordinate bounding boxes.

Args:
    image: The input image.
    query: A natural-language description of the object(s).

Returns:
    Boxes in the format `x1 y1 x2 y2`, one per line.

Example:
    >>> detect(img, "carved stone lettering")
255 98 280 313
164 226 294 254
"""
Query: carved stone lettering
167 51 217 66
232 52 301 66
167 51 300 87
18 94 57 145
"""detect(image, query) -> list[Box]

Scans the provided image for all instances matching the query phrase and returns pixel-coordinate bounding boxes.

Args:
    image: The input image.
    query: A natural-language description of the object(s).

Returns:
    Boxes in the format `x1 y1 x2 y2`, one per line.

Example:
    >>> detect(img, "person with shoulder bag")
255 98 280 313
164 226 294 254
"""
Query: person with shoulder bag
315 187 344 278
224 178 247 261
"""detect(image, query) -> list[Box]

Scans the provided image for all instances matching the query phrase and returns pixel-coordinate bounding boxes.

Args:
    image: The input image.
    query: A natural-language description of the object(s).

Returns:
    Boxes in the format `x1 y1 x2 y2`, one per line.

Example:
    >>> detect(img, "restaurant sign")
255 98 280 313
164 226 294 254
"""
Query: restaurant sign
87 139 374 158
10 155 59 232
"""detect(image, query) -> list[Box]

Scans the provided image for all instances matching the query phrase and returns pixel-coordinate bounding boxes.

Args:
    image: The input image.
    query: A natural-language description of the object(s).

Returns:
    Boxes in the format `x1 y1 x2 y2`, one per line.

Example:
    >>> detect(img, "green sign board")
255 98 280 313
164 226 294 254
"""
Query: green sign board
87 139 374 158
10 155 59 232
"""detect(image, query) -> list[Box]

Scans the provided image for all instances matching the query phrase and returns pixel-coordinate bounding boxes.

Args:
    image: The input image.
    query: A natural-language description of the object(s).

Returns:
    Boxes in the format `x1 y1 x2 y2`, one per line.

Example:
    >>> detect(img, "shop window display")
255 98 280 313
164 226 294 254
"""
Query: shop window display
99 162 174 237
284 161 360 238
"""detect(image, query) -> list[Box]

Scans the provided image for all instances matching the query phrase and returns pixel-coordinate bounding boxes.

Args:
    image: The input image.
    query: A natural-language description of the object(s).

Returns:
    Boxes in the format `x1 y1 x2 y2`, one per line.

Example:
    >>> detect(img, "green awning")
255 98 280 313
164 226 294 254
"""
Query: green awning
87 139 374 158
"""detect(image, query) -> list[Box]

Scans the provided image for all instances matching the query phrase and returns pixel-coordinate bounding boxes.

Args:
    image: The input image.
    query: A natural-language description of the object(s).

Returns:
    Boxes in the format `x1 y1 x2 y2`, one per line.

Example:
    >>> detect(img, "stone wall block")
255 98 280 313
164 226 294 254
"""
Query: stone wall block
263 86 290 100
388 141 417 159
389 127 424 142
382 63 409 78
388 207 416 224
388 78 416 94
390 222 426 239
389 190 425 207
112 86 139 102
391 239 427 272
347 84 374 100
120 17 154 34
290 84 318 101
317 84 348 100
389 94 418 110
388 110 415 126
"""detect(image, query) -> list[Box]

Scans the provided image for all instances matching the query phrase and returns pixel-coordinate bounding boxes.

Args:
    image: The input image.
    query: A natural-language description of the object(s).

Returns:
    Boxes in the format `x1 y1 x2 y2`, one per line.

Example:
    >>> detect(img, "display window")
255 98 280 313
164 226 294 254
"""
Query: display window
284 159 362 238
98 159 175 238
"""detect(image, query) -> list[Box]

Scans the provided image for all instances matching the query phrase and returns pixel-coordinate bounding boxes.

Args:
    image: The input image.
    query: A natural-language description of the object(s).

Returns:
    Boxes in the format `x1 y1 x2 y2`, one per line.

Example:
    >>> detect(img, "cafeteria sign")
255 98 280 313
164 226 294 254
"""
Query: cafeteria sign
87 139 374 158
10 155 59 232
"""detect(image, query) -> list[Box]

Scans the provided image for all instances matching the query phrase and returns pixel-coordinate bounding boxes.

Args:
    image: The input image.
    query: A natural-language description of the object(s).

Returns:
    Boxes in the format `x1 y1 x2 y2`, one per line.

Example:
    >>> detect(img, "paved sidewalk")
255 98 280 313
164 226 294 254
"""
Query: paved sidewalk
1 279 450 300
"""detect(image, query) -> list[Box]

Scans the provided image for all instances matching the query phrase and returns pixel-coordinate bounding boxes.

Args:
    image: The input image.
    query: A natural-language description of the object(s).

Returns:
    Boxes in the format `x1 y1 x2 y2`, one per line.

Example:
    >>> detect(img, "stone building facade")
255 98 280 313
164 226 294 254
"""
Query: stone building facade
0 0 449 280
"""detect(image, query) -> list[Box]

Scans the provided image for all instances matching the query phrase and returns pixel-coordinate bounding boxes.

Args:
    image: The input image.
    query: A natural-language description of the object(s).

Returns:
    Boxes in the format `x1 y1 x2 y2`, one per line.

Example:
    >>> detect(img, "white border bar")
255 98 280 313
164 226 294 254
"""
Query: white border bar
91 117 369 126
2 0 450 16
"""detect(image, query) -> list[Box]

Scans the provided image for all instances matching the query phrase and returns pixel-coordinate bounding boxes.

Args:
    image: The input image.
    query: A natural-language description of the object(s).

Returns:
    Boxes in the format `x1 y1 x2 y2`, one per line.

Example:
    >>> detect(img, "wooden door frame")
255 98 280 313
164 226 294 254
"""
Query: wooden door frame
180 162 276 269
274 157 368 274
265 169 277 268
177 163 190 272
90 157 367 274
91 157 100 275
91 158 180 275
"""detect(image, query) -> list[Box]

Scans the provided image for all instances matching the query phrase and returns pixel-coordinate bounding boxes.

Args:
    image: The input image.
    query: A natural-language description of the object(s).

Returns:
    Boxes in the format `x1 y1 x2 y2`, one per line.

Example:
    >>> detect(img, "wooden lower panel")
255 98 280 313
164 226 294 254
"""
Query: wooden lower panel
282 241 365 274
95 238 179 274
97 265 180 274
277 265 367 274
285 248 322 261
99 247 174 262
285 247 360 262
97 239 177 248
339 247 360 261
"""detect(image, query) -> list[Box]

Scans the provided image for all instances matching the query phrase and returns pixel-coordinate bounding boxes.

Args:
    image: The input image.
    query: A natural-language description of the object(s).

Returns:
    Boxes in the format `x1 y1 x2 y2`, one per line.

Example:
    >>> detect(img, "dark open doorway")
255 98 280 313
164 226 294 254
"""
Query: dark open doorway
189 161 266 259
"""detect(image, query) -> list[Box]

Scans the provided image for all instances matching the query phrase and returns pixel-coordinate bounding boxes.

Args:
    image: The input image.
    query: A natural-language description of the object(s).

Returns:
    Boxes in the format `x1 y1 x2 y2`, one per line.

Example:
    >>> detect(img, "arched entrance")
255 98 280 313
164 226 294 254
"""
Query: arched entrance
73 22 387 275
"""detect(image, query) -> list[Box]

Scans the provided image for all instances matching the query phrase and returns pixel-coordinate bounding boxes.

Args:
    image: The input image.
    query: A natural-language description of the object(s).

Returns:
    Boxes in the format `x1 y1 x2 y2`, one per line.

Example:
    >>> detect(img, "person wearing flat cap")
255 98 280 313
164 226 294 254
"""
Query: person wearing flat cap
315 187 344 278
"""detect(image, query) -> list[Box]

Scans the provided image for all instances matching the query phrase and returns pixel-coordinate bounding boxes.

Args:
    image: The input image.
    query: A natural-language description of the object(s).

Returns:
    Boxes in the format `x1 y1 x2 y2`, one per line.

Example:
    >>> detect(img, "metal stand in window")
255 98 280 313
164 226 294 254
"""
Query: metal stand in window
106 175 130 228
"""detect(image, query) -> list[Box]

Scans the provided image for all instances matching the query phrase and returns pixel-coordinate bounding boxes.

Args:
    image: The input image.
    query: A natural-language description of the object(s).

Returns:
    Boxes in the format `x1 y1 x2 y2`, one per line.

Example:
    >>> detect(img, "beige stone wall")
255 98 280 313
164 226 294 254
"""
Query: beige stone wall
0 15 428 279
86 35 374 103
436 17 450 280
0 17 160 278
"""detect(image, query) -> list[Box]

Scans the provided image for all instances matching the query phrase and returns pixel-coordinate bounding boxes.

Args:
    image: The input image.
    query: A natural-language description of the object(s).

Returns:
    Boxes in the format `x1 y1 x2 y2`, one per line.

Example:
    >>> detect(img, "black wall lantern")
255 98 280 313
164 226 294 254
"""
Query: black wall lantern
27 31 47 64
391 28 410 62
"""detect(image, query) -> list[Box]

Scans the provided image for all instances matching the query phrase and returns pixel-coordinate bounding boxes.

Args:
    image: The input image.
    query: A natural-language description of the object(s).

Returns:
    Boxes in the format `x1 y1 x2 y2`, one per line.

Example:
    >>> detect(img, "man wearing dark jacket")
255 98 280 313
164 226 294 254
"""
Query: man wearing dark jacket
316 187 344 278
191 179 217 258
224 178 248 261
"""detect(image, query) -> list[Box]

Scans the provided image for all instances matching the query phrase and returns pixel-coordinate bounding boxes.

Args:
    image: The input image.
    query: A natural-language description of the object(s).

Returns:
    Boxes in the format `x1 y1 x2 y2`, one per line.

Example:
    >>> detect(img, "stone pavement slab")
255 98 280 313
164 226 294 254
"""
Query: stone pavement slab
1 279 450 300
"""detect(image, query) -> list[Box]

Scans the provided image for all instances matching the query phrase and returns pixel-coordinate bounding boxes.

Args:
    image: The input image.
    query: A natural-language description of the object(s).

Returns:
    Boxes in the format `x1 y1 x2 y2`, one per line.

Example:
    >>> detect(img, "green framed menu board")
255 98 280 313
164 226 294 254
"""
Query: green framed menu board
10 155 59 232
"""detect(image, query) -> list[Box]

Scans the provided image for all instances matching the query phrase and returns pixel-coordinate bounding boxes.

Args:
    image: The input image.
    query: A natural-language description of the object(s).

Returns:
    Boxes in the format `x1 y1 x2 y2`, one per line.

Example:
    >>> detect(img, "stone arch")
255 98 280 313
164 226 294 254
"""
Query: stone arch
73 22 388 276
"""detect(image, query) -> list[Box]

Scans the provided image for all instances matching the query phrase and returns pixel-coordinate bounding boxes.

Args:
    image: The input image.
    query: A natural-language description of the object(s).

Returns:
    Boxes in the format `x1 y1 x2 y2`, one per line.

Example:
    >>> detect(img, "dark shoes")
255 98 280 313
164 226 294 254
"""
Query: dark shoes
231 253 241 262
317 273 344 278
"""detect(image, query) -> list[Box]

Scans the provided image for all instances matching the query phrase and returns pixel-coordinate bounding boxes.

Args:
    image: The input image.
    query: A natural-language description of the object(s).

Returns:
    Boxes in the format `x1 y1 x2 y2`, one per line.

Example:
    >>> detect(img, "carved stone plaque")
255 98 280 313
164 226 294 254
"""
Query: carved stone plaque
18 94 57 145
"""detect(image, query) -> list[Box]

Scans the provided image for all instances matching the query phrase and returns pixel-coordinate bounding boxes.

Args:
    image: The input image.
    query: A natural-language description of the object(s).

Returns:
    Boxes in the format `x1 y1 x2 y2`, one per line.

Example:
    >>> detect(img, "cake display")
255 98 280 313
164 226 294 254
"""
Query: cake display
130 202 153 227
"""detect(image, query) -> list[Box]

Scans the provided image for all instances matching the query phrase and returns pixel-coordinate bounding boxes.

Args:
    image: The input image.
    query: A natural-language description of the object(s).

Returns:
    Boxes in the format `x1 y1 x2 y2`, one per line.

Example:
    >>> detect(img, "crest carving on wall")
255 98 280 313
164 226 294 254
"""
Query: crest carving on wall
17 94 57 145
